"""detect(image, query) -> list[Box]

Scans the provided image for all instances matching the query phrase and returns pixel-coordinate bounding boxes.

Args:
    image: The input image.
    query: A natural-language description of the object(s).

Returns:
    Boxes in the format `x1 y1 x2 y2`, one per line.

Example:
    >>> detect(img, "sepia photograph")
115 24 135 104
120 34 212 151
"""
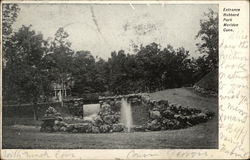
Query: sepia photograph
2 2 218 149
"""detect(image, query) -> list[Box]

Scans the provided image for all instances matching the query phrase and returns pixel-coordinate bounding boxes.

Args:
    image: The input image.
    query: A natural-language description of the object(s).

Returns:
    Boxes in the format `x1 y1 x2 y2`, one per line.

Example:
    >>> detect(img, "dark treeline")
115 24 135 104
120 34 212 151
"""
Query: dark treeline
81 44 198 95
2 4 218 104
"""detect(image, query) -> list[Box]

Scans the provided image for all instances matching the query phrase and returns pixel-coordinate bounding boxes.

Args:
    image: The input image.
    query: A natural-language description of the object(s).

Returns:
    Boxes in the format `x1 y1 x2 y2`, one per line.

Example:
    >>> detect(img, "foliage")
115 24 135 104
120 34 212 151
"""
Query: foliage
3 8 218 102
103 43 197 94
71 50 96 94
2 4 20 64
3 25 48 103
2 4 20 42
196 9 218 69
44 27 74 84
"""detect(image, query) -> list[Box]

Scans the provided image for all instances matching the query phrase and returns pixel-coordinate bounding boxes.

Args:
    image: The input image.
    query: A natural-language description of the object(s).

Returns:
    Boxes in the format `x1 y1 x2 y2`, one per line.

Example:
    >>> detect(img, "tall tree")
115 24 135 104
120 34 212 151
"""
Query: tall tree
2 4 20 41
43 27 74 104
196 9 218 69
2 4 20 65
3 25 47 119
71 50 95 95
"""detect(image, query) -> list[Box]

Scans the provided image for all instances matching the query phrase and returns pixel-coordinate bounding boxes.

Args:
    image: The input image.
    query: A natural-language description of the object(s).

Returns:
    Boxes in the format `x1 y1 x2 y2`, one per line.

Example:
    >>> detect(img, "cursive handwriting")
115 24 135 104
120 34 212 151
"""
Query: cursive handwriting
126 150 158 159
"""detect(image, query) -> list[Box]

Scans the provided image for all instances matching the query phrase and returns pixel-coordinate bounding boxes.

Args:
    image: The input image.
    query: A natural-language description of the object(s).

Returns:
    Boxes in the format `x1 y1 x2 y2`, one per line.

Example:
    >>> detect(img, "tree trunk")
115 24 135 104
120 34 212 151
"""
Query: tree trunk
61 81 64 107
33 102 38 120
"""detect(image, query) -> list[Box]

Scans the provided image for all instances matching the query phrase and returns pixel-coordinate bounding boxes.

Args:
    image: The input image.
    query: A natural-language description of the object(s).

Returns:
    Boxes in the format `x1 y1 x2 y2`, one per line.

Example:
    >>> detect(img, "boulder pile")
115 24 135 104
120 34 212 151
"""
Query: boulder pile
65 103 124 133
40 93 215 133
40 106 64 132
40 104 125 133
138 94 215 131
193 85 217 97
64 99 84 117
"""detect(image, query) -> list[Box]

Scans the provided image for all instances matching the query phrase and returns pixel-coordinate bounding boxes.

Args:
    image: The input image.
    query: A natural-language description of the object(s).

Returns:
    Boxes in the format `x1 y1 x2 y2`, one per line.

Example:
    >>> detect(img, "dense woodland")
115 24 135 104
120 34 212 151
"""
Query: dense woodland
2 4 218 104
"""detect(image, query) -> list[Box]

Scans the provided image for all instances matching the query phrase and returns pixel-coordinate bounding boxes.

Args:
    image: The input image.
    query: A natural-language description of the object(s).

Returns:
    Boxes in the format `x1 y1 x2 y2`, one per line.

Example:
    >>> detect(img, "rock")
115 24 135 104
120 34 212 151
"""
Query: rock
197 113 208 122
111 100 120 112
147 119 161 131
66 124 75 132
114 101 121 108
72 129 78 133
189 115 199 125
112 123 124 132
99 101 103 105
161 126 166 130
155 100 169 111
204 110 214 118
162 109 175 118
174 114 181 120
169 105 178 113
99 124 111 133
150 110 161 119
99 104 112 117
74 123 92 133
54 120 60 125
83 114 96 123
134 125 146 132
181 106 191 115
53 126 60 132
172 119 182 129
55 120 66 127
152 107 160 111
130 97 141 104
93 115 103 126
161 118 175 129
142 95 151 103
46 106 57 114
60 121 68 127
59 126 67 132
103 115 119 124
193 108 201 114
114 111 121 117
109 100 115 106
92 126 100 133
56 116 63 121
55 112 61 116
157 100 169 107
174 114 186 123
103 115 113 124
176 104 182 110
185 115 192 121
45 126 53 132
40 126 45 132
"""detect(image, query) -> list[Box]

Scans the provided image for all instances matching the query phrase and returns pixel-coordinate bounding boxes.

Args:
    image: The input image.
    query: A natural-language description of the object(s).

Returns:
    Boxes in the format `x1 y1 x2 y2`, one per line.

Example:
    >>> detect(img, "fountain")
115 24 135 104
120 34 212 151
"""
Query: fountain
120 98 133 132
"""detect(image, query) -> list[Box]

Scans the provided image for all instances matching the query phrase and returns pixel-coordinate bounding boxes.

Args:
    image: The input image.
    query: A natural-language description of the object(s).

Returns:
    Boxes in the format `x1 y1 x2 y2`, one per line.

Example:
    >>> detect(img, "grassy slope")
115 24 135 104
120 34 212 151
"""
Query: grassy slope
149 87 218 113
2 88 218 149
196 68 218 92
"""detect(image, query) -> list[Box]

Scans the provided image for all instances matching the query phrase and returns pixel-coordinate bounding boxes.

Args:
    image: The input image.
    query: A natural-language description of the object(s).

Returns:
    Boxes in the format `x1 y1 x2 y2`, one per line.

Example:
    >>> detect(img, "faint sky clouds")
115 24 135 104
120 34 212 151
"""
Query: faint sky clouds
12 3 218 59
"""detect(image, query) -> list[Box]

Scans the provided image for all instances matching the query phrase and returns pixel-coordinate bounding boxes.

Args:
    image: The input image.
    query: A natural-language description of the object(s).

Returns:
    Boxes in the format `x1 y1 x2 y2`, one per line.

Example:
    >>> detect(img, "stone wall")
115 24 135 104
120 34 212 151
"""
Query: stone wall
140 94 214 131
99 93 214 131
99 94 150 125
193 85 218 97
40 93 215 133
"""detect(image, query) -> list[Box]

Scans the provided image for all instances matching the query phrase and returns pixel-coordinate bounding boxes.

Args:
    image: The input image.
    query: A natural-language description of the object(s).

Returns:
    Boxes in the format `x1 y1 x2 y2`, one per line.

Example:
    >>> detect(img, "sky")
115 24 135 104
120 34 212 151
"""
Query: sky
12 3 218 59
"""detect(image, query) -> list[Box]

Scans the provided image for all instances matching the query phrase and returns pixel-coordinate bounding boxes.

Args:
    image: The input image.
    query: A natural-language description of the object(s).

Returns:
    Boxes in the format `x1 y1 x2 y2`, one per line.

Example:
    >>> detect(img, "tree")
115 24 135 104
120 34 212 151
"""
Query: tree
2 4 20 40
193 55 211 80
196 9 218 69
2 4 20 65
103 42 196 94
71 50 95 95
3 25 48 119
43 27 74 104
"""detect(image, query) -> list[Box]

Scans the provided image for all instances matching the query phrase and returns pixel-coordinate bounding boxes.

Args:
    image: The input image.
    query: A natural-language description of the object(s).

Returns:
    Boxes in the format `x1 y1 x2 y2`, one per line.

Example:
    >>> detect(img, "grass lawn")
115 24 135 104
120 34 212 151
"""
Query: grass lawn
2 87 218 149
